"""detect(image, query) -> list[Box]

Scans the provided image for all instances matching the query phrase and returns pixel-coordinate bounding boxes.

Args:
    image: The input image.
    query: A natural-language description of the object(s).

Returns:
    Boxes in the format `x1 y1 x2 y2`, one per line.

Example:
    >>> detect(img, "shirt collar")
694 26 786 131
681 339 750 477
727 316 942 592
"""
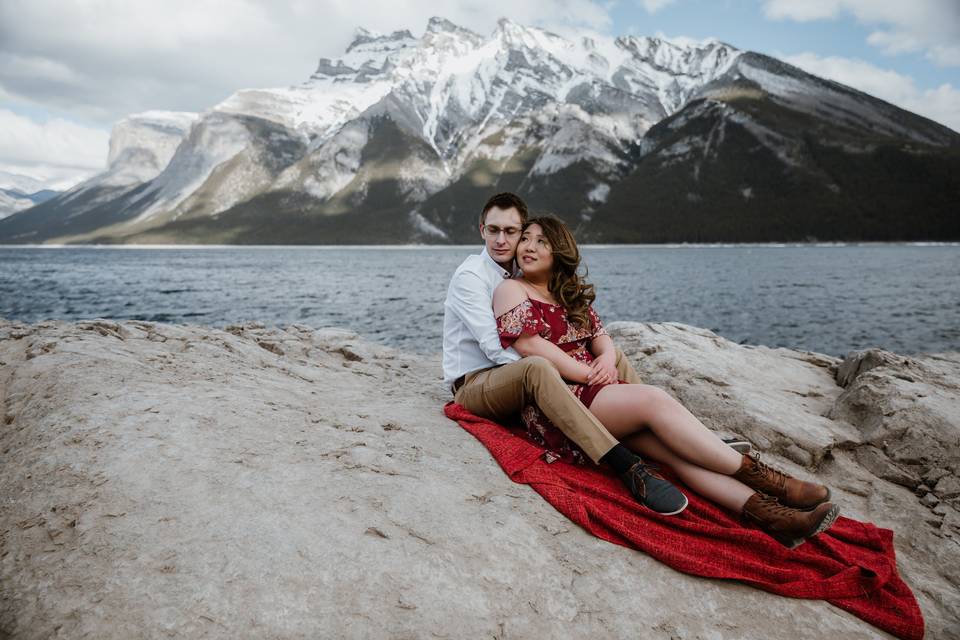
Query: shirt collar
481 247 518 279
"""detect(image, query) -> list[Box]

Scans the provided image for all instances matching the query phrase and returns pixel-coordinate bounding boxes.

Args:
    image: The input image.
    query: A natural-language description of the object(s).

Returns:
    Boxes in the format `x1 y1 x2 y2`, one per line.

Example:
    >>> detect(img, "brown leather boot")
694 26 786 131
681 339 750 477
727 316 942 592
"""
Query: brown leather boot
741 492 840 549
732 451 831 510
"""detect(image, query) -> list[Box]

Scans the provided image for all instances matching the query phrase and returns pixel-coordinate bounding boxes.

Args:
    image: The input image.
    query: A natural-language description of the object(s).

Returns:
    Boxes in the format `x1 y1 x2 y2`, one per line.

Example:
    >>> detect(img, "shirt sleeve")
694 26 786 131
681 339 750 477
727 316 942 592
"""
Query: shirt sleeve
496 299 545 348
588 305 607 338
448 271 519 364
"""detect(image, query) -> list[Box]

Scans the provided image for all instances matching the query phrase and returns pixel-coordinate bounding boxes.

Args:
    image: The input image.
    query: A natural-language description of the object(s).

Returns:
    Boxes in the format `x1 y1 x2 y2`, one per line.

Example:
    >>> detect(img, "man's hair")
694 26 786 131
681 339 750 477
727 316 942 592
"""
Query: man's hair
480 192 529 225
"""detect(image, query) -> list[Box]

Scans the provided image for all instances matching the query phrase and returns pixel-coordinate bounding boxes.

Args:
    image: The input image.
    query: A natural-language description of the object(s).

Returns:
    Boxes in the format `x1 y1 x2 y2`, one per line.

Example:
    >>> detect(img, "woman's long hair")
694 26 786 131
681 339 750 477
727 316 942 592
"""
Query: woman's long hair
525 216 596 330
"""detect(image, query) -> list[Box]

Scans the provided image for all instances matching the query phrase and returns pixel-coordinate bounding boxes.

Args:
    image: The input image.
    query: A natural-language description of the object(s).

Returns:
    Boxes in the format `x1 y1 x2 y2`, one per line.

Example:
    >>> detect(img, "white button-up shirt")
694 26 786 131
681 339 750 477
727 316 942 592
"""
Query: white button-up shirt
442 247 521 386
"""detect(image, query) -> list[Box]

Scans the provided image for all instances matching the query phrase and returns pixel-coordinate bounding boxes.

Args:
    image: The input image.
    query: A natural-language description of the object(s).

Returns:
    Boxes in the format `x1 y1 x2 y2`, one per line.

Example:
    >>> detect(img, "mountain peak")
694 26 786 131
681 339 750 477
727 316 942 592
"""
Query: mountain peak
426 16 461 34
346 27 416 54
495 16 522 34
493 16 541 48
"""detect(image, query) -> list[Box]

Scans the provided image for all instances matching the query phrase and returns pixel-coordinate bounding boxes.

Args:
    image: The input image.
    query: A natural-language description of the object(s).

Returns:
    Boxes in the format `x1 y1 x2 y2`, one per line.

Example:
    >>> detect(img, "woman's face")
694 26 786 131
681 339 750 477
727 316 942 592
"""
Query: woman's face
518 223 554 277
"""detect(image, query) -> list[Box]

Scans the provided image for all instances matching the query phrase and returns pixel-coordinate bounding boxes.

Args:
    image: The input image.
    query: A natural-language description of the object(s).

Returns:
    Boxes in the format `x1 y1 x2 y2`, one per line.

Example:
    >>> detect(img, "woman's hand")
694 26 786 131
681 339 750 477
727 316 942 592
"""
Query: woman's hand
586 351 618 385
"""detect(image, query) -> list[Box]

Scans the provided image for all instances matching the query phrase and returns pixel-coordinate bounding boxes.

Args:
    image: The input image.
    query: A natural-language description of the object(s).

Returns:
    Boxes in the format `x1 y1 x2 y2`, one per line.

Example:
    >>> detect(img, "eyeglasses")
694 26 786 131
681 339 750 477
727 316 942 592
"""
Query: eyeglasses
482 224 521 238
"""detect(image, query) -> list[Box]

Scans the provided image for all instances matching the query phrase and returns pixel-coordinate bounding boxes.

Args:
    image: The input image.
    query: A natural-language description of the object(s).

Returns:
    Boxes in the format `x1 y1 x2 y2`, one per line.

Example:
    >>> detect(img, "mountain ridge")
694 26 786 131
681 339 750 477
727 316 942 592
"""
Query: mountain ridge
2 17 957 244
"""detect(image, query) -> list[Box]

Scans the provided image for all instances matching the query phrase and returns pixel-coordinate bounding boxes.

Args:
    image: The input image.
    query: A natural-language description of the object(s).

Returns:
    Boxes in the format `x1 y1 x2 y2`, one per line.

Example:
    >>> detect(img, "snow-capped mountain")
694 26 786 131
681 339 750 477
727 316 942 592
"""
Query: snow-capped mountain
0 112 196 240
0 171 60 220
2 17 958 244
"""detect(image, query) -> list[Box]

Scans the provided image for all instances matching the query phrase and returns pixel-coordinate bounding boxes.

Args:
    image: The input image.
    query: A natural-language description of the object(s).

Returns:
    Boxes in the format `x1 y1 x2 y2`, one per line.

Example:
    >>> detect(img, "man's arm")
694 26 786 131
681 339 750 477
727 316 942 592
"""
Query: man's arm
448 271 519 364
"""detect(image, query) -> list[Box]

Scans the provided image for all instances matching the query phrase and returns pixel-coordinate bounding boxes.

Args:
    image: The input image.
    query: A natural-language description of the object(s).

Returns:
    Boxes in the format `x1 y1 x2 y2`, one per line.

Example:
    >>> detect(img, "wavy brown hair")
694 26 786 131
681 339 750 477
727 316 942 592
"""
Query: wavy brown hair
524 216 596 330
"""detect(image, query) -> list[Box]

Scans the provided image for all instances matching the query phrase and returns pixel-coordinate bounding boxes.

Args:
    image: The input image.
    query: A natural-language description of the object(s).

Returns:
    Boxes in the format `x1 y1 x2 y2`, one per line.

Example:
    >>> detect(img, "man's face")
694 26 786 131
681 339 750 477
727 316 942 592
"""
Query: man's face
480 206 524 267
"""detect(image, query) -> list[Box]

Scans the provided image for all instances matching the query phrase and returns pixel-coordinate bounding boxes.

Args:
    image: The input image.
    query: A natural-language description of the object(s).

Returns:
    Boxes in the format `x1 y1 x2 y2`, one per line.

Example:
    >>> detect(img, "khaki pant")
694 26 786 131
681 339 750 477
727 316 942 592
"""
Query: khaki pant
454 348 642 464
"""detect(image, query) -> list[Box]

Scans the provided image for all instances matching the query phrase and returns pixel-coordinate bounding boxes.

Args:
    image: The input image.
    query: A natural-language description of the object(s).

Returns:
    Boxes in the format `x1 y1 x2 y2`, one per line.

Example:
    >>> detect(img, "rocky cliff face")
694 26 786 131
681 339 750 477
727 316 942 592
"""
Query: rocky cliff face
3 16 956 245
0 318 956 637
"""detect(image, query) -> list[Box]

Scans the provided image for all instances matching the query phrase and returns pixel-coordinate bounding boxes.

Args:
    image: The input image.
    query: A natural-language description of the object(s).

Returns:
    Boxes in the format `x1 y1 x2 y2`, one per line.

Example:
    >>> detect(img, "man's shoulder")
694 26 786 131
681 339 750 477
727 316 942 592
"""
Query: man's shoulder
449 252 490 286
453 252 486 276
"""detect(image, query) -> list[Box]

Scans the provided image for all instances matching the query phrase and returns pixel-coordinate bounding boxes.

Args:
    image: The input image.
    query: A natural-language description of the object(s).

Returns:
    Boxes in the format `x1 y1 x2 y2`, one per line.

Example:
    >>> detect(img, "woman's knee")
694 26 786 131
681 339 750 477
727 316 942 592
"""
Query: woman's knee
623 384 672 406
614 385 676 423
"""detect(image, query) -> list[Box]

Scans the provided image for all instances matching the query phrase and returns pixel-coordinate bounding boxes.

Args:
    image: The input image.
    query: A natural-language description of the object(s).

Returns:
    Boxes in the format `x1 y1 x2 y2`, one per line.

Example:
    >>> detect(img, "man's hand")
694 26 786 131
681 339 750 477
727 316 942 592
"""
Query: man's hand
585 351 618 385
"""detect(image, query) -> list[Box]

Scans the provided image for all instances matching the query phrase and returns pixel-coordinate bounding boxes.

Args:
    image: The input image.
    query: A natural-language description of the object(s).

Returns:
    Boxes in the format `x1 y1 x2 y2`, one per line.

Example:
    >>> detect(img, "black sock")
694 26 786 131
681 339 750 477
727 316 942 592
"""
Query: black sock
600 443 639 475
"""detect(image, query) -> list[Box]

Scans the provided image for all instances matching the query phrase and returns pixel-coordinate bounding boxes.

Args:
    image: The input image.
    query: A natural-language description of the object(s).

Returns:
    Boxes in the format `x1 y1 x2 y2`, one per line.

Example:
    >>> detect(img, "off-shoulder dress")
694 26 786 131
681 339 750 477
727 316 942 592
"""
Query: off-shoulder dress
496 296 620 465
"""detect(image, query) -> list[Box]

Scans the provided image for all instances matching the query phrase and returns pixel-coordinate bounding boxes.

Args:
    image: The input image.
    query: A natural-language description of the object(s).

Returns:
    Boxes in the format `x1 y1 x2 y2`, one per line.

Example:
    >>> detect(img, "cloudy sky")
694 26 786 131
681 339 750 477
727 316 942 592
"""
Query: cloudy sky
1 0 958 189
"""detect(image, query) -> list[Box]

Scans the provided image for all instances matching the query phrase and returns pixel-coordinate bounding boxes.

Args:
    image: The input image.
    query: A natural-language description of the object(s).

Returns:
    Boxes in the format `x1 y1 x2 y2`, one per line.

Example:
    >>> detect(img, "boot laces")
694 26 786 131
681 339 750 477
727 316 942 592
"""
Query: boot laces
749 452 789 492
752 492 796 517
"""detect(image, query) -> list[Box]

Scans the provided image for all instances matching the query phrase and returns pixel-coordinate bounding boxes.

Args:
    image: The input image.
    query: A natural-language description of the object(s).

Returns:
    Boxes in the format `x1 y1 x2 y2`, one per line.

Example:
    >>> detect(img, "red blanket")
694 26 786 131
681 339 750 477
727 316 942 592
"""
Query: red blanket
445 402 924 640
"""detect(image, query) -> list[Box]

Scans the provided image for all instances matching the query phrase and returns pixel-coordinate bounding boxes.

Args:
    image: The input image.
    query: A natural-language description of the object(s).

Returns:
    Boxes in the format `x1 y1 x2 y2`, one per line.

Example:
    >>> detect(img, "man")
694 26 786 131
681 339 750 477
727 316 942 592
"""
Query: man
442 192 688 514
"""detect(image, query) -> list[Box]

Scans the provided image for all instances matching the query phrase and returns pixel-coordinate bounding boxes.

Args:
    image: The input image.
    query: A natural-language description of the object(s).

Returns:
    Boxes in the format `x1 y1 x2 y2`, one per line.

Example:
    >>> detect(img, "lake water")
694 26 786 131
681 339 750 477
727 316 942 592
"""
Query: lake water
1 245 958 357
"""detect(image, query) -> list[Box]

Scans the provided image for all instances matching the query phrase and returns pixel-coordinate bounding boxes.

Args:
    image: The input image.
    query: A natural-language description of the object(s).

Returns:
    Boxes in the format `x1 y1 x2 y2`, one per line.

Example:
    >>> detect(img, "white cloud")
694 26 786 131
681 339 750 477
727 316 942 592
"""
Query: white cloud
763 0 960 67
764 0 840 21
0 109 110 189
0 1 613 125
782 52 960 132
0 53 86 86
639 0 677 13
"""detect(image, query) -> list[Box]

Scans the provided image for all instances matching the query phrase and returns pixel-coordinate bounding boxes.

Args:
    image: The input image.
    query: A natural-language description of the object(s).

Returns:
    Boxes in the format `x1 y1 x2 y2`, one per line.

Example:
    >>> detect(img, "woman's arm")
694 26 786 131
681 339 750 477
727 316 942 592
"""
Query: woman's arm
493 280 593 383
585 303 621 386
590 333 616 359
513 334 593 383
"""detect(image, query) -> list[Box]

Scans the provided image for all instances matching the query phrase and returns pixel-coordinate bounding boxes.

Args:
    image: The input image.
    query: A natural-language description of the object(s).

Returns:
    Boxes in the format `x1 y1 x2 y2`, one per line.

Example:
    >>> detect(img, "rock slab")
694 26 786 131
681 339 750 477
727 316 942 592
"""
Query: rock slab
1 319 958 639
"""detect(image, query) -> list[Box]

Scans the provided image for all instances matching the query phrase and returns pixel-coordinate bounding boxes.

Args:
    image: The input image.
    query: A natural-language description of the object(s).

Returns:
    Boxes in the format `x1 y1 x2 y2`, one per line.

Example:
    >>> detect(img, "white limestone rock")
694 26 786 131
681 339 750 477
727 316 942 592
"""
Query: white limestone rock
1 319 956 638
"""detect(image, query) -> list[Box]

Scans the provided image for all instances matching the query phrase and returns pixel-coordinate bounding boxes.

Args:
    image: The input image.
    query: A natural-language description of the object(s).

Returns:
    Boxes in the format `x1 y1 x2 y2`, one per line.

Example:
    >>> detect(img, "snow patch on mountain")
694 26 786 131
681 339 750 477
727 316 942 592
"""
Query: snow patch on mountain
273 120 370 201
397 154 449 202
587 183 610 203
727 110 803 168
409 209 449 240
528 105 624 176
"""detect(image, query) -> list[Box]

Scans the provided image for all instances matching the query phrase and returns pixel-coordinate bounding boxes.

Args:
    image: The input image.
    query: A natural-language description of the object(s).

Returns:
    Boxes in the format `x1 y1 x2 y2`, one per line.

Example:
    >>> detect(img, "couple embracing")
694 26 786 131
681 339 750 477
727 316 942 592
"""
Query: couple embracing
442 192 840 549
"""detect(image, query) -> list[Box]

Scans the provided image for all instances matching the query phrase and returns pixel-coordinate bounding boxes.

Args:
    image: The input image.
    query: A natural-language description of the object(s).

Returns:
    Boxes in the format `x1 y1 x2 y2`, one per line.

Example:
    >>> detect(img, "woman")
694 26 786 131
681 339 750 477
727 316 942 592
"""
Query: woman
492 216 840 548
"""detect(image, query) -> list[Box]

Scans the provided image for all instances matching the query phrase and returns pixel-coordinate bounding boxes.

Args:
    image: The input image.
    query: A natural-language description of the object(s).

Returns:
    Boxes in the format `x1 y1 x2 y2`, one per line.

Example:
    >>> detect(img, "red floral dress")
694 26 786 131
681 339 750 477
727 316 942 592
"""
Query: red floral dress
496 297 618 465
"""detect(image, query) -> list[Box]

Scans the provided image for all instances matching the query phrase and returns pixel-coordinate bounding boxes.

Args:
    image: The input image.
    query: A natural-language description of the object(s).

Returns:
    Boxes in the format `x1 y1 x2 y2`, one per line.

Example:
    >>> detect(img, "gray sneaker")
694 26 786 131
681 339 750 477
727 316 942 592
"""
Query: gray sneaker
620 461 688 515
722 437 752 454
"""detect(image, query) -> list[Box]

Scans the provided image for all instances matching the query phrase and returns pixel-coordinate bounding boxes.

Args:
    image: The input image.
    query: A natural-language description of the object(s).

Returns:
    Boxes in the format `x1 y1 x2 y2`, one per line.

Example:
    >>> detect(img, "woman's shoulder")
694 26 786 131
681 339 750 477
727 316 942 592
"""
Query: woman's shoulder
494 278 527 295
493 278 531 316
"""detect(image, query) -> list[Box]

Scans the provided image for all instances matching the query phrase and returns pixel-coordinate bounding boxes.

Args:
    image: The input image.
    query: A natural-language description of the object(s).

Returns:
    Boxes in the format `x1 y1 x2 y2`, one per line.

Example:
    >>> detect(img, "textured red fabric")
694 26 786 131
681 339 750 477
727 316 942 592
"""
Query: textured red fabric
445 402 924 640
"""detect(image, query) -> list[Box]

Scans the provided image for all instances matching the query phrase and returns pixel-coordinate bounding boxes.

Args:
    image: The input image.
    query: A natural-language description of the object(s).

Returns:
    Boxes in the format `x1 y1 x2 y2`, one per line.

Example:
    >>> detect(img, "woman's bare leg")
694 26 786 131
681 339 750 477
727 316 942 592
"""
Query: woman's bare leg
624 431 754 512
590 384 743 475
